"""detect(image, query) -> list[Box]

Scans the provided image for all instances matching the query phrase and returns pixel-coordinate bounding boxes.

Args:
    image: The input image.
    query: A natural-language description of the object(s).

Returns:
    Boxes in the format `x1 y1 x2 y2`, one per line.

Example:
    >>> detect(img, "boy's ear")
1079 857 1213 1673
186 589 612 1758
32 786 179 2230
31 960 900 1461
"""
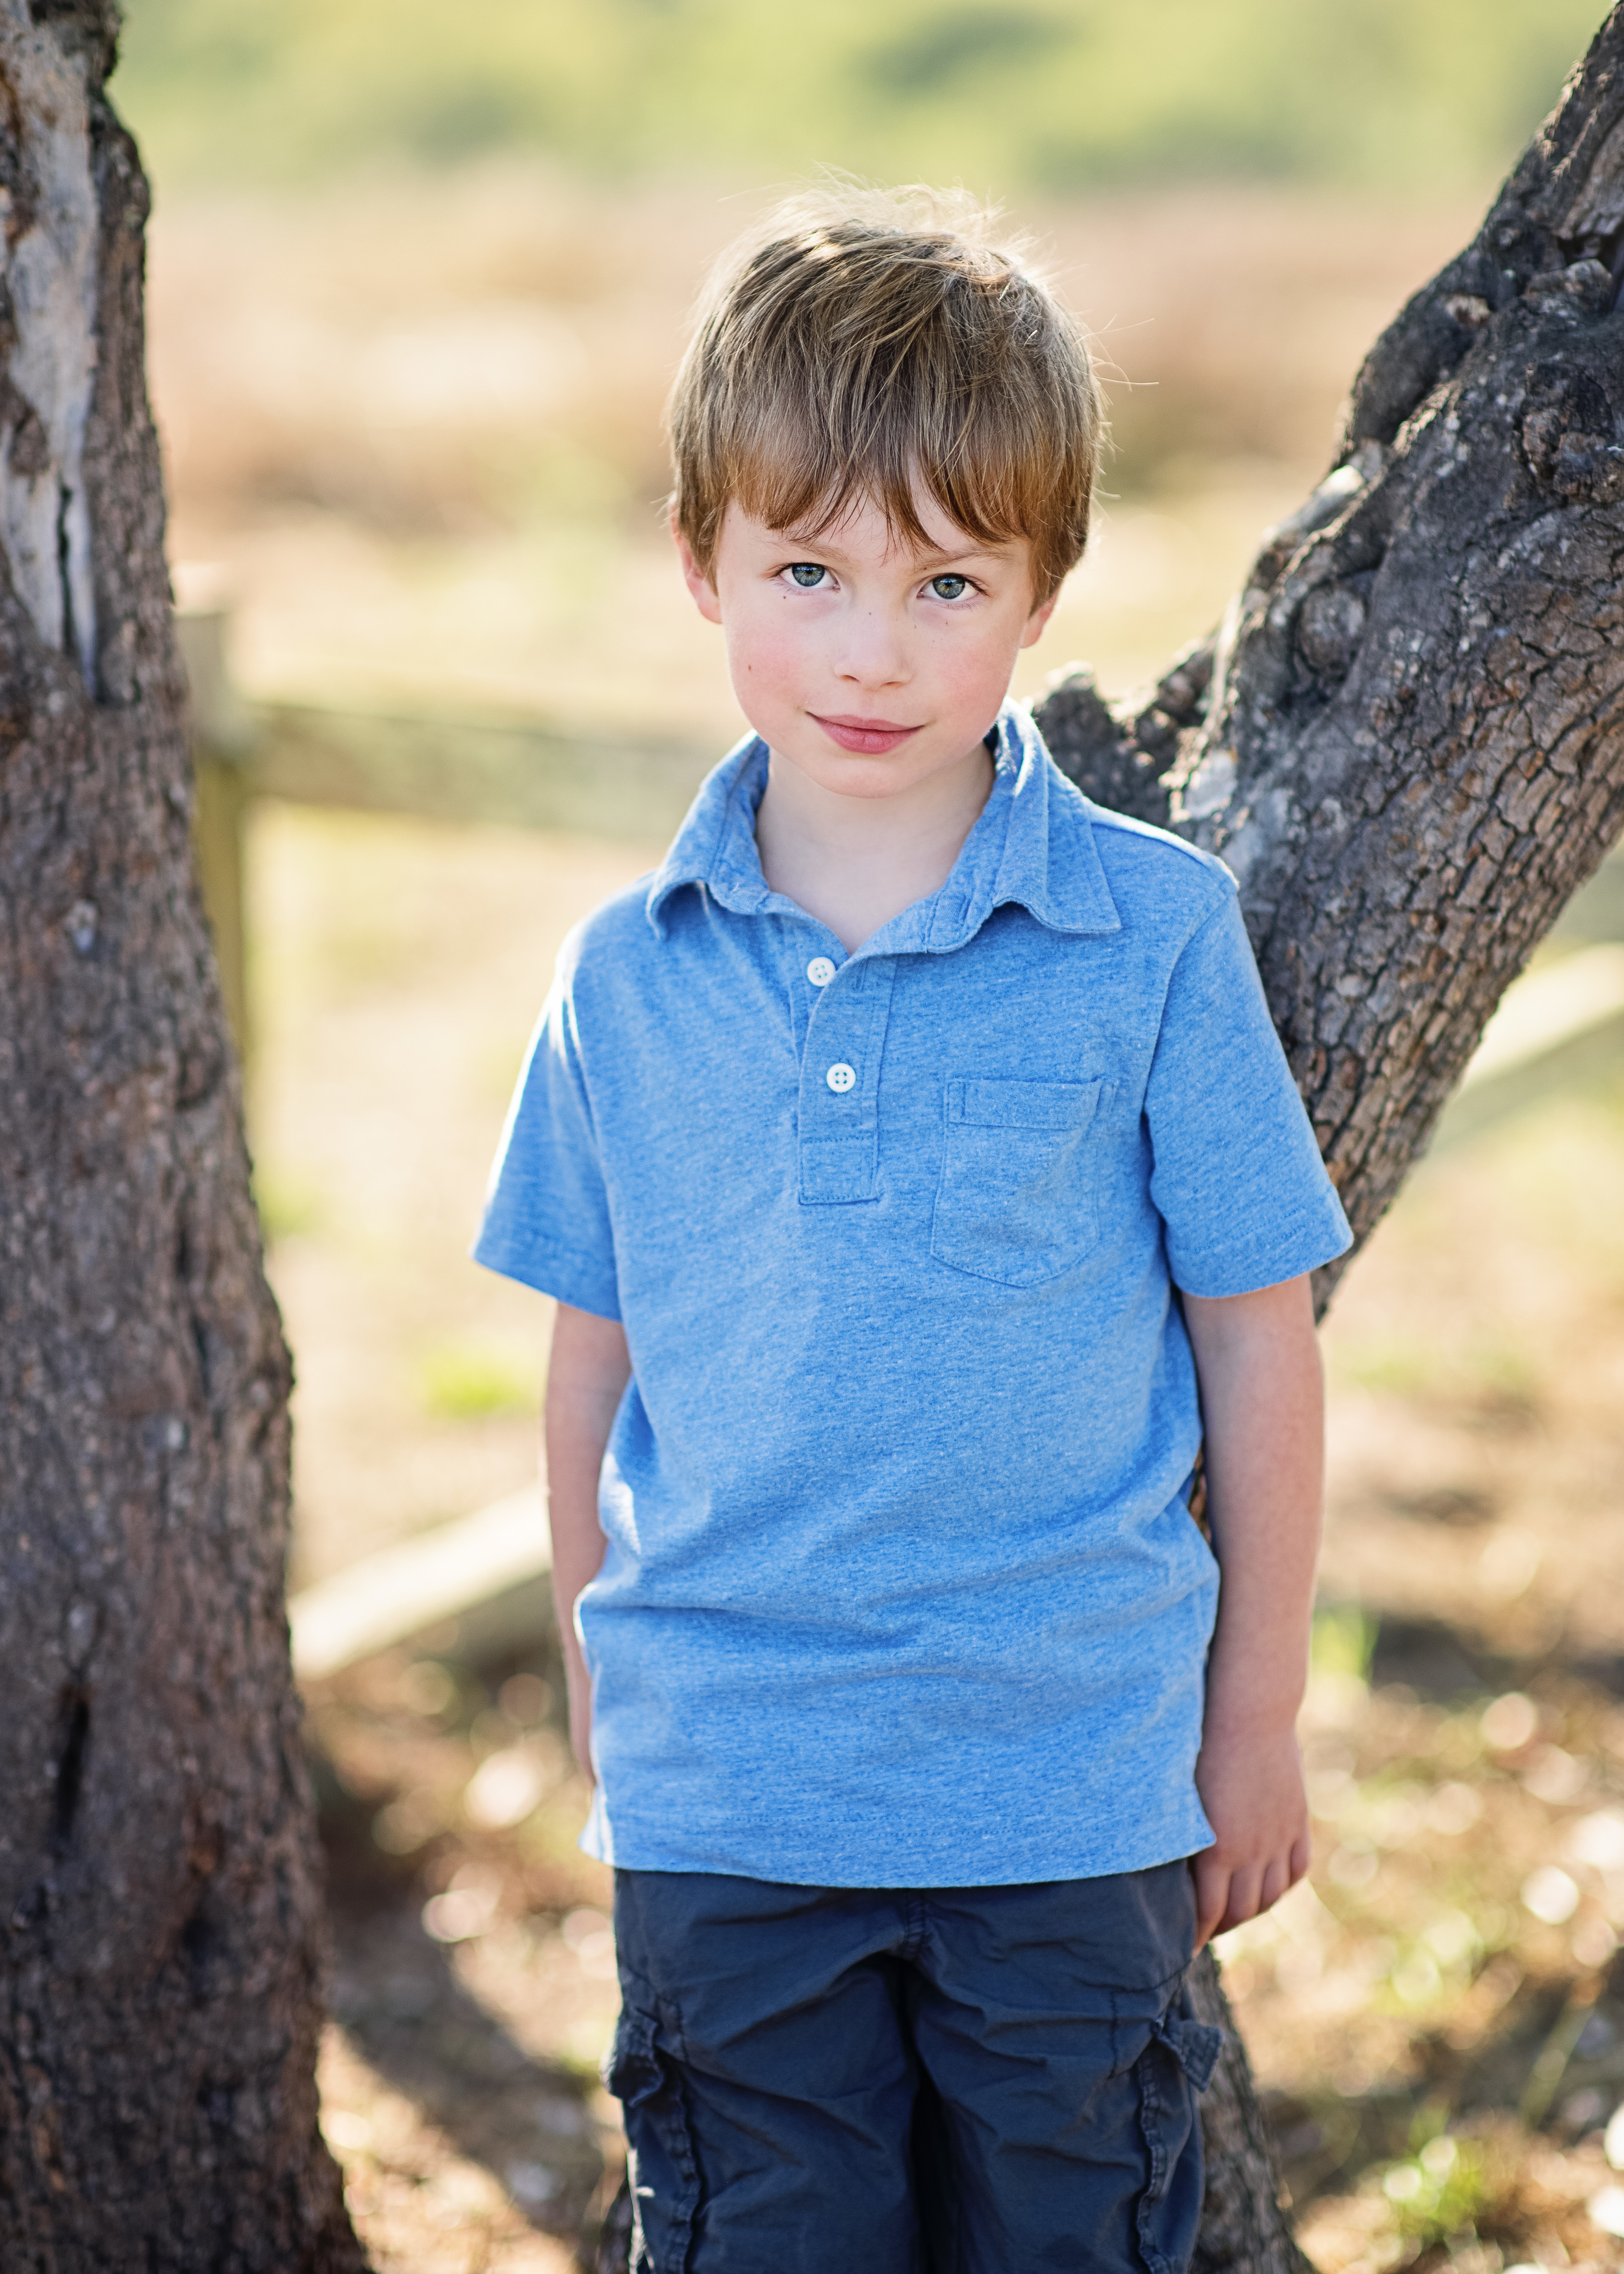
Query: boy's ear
670 501 724 626
1019 586 1062 650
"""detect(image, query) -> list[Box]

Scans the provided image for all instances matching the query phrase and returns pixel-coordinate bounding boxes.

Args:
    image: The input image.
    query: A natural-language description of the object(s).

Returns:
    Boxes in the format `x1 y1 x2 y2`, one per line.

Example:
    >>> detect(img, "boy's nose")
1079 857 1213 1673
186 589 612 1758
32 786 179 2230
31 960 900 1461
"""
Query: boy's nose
835 607 912 689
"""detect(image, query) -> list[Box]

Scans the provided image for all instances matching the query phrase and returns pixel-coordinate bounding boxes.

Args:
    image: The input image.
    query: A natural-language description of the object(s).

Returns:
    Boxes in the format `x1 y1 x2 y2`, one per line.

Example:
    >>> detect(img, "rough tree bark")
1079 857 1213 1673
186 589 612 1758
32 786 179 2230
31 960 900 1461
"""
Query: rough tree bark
0 5 362 2267
1035 10 1624 2269
598 14 1624 2273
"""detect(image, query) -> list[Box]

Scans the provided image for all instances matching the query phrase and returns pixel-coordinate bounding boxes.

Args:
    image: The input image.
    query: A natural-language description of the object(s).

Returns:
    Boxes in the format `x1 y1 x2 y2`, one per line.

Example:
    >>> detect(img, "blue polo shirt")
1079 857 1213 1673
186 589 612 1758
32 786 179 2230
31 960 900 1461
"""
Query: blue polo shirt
476 702 1351 1887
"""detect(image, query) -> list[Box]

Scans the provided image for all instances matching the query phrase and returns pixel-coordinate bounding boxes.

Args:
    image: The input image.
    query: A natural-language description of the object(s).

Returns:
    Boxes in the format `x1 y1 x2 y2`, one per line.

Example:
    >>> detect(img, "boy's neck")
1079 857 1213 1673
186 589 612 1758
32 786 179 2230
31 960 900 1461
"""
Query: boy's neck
754 733 996 956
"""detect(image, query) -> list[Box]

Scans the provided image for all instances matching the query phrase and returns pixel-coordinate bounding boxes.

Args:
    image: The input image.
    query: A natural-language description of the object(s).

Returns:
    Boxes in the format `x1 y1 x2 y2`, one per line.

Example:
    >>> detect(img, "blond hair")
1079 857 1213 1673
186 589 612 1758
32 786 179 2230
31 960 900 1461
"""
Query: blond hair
668 185 1102 603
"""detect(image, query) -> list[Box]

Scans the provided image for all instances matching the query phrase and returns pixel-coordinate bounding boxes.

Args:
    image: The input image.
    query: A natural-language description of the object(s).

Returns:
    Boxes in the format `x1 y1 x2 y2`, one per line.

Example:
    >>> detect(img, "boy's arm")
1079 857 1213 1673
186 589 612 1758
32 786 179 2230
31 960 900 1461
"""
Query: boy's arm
1180 1273 1323 1949
544 1301 631 1779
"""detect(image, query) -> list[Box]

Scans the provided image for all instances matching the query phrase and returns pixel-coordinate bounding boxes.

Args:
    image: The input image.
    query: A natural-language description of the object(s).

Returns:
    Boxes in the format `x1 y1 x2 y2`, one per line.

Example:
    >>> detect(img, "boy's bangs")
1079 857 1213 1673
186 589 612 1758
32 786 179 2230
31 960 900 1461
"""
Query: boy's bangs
728 404 1035 565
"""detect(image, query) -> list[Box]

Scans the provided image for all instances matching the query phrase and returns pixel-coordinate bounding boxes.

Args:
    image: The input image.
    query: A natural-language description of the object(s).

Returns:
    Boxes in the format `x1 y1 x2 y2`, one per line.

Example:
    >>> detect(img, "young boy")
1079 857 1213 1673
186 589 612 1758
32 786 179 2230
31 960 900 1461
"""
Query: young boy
476 187 1351 2273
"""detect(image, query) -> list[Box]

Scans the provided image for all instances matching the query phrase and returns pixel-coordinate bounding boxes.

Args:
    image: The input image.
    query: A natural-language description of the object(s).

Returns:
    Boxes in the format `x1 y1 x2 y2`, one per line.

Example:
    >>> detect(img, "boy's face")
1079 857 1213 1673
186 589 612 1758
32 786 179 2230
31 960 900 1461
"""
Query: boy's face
674 489 1058 804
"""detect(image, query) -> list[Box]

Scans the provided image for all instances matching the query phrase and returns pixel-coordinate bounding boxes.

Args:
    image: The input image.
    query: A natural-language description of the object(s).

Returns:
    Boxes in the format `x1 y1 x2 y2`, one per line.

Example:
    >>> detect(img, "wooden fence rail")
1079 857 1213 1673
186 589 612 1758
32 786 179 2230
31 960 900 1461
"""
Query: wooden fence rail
179 605 1624 1125
177 606 716 1057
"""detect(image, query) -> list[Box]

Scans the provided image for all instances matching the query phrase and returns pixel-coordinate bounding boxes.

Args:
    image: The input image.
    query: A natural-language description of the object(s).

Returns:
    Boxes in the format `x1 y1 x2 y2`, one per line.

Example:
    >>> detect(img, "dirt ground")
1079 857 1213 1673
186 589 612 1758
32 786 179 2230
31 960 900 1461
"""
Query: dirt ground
303 1624 1624 2274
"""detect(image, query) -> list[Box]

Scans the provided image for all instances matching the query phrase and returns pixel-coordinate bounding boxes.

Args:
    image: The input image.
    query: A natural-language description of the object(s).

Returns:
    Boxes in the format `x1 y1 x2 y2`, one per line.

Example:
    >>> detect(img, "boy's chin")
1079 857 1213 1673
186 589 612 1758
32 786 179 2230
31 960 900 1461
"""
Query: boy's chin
767 733 990 806
767 742 907 800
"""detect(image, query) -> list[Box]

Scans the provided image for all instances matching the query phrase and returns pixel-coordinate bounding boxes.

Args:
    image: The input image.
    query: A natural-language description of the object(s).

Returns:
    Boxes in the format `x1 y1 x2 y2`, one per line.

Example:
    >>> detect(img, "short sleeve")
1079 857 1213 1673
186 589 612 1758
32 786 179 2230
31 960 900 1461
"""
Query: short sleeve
1146 888 1352 1299
472 954 622 1320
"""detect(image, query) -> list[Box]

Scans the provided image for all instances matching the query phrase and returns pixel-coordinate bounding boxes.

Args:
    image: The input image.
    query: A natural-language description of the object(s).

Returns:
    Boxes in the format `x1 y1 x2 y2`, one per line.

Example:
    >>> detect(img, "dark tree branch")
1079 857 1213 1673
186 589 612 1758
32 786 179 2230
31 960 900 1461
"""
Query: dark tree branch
1041 5 1624 1296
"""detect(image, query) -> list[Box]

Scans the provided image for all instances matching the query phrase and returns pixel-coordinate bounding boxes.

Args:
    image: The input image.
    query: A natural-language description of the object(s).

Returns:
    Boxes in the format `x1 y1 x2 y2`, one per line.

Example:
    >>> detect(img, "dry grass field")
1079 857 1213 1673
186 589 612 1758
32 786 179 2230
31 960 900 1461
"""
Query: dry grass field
164 162 1523 1588
151 165 1478 724
149 159 1482 1579
144 160 1624 2271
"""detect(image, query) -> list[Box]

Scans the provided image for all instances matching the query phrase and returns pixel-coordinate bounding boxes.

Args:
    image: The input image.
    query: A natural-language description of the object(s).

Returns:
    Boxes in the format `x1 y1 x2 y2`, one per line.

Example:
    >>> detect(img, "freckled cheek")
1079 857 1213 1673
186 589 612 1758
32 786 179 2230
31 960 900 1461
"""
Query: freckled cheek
725 611 814 698
928 630 1022 713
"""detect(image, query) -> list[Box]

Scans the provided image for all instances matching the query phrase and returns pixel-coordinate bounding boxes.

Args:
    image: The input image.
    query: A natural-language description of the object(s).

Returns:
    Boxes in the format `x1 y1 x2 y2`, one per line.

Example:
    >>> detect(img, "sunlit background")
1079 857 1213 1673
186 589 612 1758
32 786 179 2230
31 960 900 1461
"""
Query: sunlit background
115 6 1624 2268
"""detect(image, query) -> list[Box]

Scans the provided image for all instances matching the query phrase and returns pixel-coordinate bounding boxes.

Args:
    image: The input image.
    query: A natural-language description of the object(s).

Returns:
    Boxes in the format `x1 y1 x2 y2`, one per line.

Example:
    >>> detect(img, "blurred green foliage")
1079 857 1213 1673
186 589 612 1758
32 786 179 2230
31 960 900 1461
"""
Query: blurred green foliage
1380 2130 1495 2247
252 1164 324 1244
418 1338 542 1422
1311 1603 1376 1685
116 0 1608 194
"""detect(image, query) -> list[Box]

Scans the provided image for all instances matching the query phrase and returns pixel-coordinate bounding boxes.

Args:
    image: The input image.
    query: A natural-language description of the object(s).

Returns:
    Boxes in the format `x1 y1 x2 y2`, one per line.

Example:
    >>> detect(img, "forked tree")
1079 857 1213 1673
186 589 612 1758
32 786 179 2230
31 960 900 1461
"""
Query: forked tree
0 2 1620 2268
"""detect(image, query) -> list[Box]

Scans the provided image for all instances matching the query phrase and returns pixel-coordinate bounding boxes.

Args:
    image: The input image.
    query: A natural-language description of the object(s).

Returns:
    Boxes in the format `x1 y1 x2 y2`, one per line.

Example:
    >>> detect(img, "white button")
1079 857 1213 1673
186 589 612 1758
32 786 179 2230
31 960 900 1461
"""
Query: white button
825 1062 857 1093
806 956 836 988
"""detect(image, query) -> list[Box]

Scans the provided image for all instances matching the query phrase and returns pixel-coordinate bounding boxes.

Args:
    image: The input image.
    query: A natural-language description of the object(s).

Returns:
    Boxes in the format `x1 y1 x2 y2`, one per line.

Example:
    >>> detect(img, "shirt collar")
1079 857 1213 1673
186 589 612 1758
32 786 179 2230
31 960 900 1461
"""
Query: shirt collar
646 698 1121 949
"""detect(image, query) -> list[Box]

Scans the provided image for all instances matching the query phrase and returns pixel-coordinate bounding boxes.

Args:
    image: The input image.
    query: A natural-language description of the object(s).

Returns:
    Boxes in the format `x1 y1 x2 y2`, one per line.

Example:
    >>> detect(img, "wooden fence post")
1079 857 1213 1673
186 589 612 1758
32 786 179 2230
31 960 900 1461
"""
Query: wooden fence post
176 600 257 1062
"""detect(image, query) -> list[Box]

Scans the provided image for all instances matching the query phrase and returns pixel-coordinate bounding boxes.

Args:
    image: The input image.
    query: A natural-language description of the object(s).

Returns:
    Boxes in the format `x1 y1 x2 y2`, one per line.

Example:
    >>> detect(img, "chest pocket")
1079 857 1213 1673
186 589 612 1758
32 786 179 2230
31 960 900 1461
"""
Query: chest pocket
932 1077 1104 1288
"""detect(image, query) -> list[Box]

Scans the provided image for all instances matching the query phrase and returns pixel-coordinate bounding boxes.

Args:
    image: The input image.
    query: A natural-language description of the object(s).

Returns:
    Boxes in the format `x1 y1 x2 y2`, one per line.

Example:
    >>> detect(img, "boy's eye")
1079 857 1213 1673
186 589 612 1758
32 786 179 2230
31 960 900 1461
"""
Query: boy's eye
787 563 827 589
928 574 970 601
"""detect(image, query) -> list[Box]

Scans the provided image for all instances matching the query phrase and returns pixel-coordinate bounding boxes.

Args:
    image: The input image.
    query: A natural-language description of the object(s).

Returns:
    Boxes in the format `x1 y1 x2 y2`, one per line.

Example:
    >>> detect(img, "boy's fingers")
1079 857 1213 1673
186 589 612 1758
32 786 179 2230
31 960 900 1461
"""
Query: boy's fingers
1258 1854 1293 1915
1191 1854 1229 1949
1219 1863 1263 1935
1193 1820 1317 1948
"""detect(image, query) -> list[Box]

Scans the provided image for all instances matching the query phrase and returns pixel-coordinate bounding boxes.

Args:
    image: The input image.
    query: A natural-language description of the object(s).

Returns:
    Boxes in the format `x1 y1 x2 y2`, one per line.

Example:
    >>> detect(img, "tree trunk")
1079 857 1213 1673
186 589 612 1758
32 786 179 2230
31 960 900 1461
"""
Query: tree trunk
0 7 362 2266
1034 8 1624 2266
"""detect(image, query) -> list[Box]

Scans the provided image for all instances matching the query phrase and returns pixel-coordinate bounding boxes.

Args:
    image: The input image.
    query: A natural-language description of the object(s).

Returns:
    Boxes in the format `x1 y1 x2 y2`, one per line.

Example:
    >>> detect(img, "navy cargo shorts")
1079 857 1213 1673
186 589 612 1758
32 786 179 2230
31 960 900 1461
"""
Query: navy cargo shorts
605 1859 1221 2273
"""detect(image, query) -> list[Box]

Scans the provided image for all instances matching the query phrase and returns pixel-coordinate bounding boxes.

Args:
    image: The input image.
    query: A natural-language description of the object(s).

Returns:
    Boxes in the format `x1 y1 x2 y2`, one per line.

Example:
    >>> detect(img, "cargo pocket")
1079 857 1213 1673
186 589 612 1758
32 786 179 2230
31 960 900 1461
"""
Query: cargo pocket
1134 1986 1224 2274
603 1995 699 2274
931 1077 1104 1288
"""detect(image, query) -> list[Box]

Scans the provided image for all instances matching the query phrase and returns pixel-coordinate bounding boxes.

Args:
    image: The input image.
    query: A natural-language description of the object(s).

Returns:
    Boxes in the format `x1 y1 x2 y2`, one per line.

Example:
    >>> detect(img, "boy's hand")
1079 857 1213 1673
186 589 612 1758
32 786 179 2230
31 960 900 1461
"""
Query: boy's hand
1191 1720 1311 1948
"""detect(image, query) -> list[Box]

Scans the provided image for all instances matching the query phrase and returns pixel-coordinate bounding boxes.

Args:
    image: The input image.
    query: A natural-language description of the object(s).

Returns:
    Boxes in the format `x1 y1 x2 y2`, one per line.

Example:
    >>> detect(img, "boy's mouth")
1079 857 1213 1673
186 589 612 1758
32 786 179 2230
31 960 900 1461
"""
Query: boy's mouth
810 713 922 756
